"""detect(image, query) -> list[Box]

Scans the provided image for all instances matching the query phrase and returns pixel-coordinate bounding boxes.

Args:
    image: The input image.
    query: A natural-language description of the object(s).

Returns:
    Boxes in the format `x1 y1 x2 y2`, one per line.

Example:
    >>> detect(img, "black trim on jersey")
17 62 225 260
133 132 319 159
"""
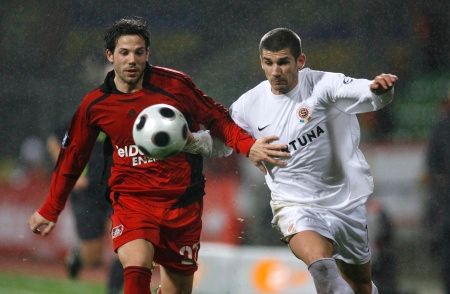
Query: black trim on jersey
142 63 153 89
142 65 181 101
100 70 120 93
99 69 120 93
86 93 111 122
145 83 178 100
171 153 205 208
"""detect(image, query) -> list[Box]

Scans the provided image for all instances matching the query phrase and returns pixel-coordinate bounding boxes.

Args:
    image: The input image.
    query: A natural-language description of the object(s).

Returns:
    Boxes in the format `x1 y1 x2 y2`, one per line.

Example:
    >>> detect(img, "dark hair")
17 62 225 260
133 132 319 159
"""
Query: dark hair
259 28 302 58
104 16 150 52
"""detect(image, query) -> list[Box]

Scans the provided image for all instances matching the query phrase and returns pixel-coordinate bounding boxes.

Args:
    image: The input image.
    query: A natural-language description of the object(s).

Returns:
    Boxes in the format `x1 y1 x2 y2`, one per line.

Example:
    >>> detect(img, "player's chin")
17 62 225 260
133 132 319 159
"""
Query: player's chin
125 76 141 85
272 85 289 94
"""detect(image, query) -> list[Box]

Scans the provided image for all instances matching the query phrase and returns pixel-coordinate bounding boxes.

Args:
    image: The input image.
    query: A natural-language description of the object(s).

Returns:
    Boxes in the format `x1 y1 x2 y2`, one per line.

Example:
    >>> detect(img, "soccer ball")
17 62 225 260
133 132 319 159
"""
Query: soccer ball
132 104 188 160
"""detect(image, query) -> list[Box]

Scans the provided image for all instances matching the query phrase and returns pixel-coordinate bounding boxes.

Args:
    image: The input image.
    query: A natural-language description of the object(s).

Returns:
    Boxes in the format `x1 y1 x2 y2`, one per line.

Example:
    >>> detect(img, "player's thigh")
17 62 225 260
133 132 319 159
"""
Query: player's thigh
271 204 335 265
289 230 334 265
337 259 372 290
329 204 371 265
110 193 162 268
117 238 155 268
160 266 194 294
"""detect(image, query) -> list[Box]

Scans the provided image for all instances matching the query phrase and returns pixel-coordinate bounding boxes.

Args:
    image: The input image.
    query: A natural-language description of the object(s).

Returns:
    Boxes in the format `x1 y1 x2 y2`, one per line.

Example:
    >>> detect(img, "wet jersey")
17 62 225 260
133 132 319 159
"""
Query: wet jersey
230 68 394 211
39 64 255 222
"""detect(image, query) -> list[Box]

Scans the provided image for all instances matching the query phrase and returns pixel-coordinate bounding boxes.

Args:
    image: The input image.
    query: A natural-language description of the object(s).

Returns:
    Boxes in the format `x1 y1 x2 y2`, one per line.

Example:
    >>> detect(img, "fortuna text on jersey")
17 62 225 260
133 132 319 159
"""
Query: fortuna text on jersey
288 125 325 151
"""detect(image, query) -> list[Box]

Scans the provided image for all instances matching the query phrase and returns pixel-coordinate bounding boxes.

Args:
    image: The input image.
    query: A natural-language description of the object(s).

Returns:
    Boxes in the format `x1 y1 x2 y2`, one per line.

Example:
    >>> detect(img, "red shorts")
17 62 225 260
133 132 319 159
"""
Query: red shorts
110 193 202 275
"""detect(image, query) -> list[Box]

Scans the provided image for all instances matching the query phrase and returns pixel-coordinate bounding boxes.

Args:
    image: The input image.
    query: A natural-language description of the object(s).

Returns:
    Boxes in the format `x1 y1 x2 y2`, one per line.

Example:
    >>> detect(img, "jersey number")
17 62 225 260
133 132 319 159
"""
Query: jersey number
179 242 200 265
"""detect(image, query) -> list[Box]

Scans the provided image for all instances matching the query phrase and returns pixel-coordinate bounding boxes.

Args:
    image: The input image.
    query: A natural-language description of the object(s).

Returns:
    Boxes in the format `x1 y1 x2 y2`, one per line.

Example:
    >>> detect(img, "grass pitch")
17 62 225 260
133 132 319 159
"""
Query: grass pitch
0 271 105 294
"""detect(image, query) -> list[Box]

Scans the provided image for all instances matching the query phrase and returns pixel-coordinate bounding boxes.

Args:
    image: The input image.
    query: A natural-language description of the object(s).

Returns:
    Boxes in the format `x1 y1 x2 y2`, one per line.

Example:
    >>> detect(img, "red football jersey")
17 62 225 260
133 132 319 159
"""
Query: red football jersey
39 65 255 222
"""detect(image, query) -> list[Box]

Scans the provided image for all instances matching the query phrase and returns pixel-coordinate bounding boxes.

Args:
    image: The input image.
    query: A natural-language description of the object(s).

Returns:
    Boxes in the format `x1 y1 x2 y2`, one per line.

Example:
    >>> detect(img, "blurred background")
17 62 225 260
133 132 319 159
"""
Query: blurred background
0 0 448 293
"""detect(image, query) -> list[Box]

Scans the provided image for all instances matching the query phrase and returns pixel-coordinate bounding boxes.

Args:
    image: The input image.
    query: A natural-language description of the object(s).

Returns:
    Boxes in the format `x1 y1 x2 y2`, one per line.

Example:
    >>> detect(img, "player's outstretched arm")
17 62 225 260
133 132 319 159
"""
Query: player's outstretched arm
370 73 398 95
248 136 290 174
28 211 55 237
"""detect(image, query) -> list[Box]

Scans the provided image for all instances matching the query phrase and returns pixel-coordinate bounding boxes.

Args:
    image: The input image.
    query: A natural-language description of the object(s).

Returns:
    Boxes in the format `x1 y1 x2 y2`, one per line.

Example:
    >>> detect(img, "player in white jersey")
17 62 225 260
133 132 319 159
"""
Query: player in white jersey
230 28 398 294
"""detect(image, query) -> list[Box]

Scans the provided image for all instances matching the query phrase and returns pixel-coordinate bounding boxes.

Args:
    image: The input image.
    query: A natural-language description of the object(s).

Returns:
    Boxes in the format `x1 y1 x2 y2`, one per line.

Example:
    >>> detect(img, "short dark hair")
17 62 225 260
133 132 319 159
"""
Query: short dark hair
104 16 150 52
259 28 302 58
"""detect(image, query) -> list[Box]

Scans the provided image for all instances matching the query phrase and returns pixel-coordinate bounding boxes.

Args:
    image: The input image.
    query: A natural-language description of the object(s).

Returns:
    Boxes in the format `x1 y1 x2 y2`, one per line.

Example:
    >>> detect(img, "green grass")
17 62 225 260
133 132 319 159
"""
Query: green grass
0 272 105 294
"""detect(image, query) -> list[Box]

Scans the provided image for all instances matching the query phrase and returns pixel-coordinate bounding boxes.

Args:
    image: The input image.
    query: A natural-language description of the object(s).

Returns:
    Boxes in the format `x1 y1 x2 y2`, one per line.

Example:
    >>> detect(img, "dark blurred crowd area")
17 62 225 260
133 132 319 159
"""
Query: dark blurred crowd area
0 0 448 159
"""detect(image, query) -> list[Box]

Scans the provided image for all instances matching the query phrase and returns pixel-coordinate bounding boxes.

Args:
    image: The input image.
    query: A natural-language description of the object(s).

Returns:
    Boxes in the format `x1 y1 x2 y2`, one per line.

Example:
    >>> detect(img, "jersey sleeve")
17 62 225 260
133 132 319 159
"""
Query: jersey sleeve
318 72 394 114
181 76 256 156
229 94 254 137
38 100 99 222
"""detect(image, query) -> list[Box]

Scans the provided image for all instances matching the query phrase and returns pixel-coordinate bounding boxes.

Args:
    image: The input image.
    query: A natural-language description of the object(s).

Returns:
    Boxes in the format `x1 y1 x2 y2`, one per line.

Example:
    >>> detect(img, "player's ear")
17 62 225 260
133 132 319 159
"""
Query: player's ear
297 53 306 70
105 49 114 64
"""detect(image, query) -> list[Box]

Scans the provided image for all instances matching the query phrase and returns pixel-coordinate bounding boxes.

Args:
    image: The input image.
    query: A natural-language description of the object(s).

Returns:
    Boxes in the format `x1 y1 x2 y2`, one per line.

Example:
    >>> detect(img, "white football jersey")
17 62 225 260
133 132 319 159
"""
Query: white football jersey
230 68 394 211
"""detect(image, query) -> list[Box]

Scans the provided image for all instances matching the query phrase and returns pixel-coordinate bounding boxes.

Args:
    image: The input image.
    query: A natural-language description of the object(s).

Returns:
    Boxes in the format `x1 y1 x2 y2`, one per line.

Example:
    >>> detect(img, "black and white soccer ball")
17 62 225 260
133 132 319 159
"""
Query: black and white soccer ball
132 104 188 160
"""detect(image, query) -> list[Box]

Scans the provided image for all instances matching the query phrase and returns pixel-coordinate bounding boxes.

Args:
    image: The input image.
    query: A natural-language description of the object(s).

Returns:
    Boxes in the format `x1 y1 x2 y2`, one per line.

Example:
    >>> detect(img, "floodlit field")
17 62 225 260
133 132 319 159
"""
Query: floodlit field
0 272 105 294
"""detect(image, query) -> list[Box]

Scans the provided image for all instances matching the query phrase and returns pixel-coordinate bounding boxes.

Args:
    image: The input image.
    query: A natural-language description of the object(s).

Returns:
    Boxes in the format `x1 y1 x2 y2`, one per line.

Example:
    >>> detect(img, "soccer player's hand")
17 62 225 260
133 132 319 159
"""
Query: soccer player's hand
370 73 398 95
184 130 213 157
249 136 290 174
184 130 233 158
28 211 55 236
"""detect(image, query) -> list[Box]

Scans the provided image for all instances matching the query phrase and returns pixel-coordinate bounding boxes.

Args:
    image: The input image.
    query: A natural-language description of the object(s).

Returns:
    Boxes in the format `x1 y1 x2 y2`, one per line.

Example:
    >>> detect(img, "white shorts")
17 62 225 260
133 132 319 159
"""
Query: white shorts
270 202 371 264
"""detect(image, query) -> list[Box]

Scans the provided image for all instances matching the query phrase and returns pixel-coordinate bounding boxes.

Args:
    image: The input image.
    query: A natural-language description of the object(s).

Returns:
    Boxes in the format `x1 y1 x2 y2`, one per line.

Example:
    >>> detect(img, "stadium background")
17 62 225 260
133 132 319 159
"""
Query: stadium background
0 0 448 293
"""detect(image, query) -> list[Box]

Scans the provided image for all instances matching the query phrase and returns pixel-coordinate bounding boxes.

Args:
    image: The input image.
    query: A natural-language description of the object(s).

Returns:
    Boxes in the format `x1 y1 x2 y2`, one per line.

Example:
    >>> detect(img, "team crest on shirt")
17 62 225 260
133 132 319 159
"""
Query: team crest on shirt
297 105 312 123
111 224 124 238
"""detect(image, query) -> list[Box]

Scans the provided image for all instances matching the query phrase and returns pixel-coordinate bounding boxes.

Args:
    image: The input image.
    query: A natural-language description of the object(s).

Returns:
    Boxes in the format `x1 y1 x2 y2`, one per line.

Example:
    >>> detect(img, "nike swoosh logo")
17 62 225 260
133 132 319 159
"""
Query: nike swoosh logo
343 77 353 84
258 124 270 131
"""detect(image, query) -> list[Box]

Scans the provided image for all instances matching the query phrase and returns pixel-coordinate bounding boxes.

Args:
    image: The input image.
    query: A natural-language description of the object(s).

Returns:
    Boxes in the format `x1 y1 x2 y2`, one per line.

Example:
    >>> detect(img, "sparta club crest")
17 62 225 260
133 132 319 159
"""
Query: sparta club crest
297 105 312 123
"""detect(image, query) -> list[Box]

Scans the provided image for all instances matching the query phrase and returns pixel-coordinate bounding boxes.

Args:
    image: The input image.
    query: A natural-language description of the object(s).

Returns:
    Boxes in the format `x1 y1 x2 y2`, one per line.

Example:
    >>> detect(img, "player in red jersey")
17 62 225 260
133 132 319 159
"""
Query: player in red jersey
28 17 289 294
